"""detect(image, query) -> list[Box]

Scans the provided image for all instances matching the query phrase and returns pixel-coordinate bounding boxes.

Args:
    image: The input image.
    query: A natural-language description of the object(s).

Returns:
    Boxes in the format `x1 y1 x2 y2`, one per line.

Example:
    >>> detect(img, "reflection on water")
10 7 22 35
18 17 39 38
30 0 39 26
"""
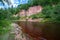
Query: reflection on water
17 21 60 40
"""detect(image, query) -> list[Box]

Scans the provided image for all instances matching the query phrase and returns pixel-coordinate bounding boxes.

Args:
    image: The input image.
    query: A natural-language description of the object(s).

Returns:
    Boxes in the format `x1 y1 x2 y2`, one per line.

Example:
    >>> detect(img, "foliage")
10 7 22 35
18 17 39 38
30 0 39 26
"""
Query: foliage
28 0 60 6
0 7 20 35
0 7 20 20
29 13 45 19
42 3 60 22
18 4 30 10
0 20 11 35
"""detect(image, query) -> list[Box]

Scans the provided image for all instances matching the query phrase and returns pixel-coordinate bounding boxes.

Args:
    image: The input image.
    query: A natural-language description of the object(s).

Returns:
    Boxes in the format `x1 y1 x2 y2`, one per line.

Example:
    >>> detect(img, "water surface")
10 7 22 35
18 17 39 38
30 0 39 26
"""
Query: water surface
17 21 60 40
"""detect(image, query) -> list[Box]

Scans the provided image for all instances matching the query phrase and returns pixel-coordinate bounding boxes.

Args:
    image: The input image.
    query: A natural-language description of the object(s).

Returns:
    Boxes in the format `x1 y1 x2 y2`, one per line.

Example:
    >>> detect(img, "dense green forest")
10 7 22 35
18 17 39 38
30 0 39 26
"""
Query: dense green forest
0 0 60 35
0 7 20 35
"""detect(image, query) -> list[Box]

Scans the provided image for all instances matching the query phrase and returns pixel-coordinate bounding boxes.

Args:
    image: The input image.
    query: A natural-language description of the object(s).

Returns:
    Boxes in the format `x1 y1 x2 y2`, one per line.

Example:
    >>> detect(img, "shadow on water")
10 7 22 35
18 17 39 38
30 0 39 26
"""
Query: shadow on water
16 21 60 40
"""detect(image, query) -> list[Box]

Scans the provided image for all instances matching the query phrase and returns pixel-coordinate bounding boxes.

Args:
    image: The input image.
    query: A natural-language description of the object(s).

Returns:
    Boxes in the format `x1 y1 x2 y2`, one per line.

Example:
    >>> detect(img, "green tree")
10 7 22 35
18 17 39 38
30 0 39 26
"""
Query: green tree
28 0 60 6
42 3 60 22
0 7 20 35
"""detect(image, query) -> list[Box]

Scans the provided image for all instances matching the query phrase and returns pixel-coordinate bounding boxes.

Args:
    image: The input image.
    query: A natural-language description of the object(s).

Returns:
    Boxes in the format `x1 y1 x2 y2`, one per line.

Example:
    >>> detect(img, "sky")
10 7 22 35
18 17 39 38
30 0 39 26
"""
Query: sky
0 2 4 8
0 0 28 8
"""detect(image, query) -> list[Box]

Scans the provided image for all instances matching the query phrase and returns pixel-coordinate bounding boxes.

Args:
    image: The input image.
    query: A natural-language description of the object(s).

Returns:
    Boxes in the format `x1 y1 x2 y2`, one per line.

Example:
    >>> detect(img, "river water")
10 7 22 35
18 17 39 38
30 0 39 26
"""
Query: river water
16 21 60 40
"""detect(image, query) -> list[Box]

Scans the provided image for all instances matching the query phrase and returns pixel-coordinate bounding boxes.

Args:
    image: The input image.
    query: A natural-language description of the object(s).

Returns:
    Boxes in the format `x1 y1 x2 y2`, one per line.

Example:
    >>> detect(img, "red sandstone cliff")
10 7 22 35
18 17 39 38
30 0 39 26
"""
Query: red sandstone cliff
18 5 42 17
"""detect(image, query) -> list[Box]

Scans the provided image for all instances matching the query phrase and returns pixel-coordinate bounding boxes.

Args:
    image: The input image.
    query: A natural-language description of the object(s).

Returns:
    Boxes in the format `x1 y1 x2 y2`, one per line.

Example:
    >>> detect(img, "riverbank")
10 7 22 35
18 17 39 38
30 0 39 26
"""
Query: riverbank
17 18 44 22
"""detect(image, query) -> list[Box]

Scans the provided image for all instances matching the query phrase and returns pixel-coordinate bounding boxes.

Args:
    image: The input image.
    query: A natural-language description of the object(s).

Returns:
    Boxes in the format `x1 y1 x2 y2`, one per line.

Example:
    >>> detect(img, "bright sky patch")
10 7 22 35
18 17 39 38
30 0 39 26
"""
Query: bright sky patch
0 0 28 8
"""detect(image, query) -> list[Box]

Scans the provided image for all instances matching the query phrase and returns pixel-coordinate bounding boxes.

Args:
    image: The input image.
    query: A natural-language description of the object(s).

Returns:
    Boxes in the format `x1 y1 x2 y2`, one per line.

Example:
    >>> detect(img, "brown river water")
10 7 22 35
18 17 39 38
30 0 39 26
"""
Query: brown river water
16 21 60 40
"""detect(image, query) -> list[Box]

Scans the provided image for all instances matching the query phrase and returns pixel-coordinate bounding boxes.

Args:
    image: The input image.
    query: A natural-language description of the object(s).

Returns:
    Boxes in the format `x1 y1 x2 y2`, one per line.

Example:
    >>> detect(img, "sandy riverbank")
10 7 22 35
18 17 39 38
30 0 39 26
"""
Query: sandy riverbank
19 18 43 22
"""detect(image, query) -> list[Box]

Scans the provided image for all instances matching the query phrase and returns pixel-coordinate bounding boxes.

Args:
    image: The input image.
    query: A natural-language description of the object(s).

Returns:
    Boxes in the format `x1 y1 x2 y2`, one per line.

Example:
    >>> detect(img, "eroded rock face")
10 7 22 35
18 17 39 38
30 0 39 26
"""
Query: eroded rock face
19 5 42 17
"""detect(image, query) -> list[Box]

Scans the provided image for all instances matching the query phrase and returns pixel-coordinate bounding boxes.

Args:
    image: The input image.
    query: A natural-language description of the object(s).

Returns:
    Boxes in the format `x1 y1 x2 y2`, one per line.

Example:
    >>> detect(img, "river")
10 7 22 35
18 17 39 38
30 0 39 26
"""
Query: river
16 21 60 40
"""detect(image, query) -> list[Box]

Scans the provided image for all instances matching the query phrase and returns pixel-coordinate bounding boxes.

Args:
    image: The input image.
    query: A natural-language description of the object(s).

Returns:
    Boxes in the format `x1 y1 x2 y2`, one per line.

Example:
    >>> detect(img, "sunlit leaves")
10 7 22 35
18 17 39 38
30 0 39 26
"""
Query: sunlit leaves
0 7 20 35
28 0 60 6
0 20 11 35
42 4 60 22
